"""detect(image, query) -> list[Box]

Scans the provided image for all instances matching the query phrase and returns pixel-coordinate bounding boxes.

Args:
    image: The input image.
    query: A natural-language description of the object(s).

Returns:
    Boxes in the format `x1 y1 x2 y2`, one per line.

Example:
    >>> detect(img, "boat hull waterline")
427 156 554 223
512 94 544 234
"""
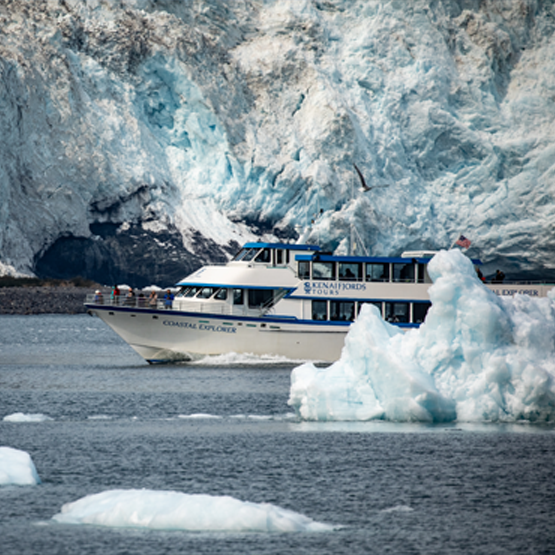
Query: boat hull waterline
89 305 349 363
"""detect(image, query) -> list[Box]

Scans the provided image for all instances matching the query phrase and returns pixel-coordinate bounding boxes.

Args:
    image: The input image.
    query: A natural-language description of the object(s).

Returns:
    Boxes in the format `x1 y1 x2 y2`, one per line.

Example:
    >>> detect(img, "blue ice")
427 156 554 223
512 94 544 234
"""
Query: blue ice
0 447 41 486
289 250 555 423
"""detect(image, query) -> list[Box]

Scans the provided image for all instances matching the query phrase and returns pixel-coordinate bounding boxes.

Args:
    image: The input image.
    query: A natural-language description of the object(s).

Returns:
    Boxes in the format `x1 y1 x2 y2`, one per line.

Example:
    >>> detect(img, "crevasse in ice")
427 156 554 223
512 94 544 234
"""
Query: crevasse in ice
289 250 555 423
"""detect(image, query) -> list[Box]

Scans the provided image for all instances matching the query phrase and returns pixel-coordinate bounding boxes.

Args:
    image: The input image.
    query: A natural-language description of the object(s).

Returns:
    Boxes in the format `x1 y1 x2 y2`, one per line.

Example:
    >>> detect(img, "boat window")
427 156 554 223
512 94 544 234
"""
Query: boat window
233 289 244 305
330 301 355 321
248 289 274 308
254 248 271 264
357 301 382 317
417 263 427 283
298 261 310 280
366 263 389 282
197 287 215 299
232 248 249 261
285 250 290 264
392 262 415 283
184 287 200 297
413 302 431 323
338 262 361 281
385 302 410 323
214 288 228 301
312 261 335 280
176 287 189 298
312 300 328 321
242 248 259 262
275 250 283 265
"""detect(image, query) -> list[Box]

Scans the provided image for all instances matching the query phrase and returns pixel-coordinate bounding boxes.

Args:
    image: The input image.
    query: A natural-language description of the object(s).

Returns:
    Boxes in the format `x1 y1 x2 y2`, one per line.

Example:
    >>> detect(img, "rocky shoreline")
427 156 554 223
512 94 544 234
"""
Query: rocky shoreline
0 286 110 315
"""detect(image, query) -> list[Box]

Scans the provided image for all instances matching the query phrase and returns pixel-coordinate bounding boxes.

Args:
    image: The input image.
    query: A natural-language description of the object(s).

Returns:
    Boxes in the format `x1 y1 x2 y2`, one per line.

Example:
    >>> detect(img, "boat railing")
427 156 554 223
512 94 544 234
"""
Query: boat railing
85 295 269 317
85 294 166 309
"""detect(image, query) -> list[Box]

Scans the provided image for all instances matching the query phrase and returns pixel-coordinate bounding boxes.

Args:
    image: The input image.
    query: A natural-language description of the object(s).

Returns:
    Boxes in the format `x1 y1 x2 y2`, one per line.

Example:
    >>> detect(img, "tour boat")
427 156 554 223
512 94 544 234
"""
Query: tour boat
84 242 553 363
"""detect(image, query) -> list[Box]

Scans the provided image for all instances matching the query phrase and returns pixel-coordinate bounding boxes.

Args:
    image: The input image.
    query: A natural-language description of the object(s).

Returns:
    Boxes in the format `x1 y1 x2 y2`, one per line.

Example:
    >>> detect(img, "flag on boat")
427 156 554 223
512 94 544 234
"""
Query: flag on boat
455 235 471 249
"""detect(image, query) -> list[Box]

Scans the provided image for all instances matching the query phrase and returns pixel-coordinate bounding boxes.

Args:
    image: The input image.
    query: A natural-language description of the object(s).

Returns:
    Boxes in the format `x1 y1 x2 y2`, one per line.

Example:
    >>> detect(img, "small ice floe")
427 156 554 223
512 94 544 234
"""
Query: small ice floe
52 489 335 532
177 413 223 419
0 446 41 486
87 415 113 420
3 412 52 423
381 505 414 514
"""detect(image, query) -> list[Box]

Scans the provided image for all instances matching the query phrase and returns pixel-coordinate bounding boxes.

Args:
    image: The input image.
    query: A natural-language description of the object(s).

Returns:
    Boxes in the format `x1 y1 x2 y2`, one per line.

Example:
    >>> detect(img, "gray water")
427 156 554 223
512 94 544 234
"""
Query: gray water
1 314 554 554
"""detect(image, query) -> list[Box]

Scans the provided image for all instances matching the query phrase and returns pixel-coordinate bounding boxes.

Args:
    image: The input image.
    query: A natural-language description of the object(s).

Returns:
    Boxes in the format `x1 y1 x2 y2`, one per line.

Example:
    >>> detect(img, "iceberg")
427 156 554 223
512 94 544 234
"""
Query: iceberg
52 489 334 532
289 250 555 423
0 446 41 486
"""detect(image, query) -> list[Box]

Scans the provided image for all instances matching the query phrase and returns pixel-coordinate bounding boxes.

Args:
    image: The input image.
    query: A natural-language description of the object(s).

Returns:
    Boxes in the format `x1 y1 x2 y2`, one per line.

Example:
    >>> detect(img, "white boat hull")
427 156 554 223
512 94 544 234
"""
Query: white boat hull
87 305 349 363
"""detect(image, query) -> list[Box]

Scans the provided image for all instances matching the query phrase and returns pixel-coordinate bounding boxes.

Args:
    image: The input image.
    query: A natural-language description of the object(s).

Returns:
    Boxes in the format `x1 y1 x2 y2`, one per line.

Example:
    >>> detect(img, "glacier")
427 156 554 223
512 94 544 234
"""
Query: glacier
0 446 41 486
52 489 334 532
1 1 555 284
288 249 555 423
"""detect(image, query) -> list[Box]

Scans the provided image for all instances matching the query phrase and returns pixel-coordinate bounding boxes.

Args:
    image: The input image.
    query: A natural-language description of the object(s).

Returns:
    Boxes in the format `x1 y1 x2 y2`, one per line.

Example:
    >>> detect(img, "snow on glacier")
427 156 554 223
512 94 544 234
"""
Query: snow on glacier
2 1 555 279
289 250 555 423
0 447 41 486
52 489 334 532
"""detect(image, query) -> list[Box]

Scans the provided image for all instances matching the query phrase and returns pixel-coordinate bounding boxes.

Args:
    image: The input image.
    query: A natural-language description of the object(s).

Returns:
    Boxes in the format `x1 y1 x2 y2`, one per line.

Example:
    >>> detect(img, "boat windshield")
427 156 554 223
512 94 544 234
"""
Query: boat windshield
232 248 249 261
242 249 259 262
197 287 215 299
254 248 271 263
214 288 228 300
184 287 200 297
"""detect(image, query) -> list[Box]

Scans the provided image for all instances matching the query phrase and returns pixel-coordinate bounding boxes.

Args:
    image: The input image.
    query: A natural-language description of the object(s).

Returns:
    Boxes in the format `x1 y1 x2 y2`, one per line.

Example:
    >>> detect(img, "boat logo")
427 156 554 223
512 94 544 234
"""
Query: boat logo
303 281 367 295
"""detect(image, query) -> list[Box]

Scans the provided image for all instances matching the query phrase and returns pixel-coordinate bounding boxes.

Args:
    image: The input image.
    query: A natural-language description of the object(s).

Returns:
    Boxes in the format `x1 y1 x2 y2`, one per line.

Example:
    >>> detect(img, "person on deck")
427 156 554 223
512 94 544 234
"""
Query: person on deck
164 289 174 309
126 287 136 306
148 290 158 307
492 269 505 283
111 285 120 305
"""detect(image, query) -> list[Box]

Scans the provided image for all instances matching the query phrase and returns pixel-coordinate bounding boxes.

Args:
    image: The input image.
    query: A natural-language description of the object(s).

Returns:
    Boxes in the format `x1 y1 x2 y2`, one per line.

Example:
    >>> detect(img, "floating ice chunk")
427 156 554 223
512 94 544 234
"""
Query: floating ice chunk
0 447 41 486
381 505 414 513
177 413 222 419
3 412 52 423
289 250 555 423
52 489 334 532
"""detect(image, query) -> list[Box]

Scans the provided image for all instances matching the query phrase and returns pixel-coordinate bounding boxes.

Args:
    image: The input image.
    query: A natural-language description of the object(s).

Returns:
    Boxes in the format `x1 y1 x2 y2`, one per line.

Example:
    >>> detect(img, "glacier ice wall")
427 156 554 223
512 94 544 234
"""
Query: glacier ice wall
1 0 555 283
288 250 555 423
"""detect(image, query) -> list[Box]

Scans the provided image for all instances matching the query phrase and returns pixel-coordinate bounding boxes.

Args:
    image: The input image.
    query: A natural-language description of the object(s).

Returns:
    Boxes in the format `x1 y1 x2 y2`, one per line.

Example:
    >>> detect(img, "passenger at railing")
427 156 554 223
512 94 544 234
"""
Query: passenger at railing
164 289 174 309
94 290 103 304
148 290 158 307
126 287 136 306
476 268 486 283
492 269 505 284
111 285 120 305
137 292 146 307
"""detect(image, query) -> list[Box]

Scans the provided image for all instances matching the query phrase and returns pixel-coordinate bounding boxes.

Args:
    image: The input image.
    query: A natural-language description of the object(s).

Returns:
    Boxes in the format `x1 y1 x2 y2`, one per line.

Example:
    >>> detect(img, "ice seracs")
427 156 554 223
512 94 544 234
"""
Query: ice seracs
52 489 334 532
2 2 555 282
289 250 555 423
